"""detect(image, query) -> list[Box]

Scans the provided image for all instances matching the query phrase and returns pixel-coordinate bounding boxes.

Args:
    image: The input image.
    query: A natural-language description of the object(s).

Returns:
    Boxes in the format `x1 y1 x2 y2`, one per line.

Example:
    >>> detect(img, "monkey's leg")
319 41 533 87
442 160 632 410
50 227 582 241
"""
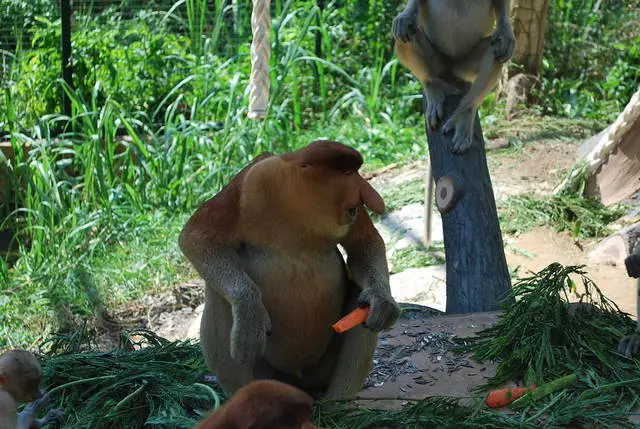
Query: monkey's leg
322 325 378 399
200 293 256 395
312 285 378 399
395 33 455 129
443 38 502 154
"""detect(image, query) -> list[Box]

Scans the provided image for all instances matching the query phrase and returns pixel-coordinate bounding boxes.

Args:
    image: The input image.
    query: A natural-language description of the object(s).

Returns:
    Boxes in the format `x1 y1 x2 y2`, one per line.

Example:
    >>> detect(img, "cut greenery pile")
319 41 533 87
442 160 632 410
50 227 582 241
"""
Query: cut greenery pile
33 264 639 428
37 330 221 429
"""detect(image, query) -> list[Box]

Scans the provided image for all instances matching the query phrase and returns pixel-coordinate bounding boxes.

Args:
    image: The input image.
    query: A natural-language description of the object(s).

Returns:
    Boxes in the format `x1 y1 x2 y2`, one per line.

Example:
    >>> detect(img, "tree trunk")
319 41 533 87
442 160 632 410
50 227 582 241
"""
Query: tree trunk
498 0 550 97
424 88 513 314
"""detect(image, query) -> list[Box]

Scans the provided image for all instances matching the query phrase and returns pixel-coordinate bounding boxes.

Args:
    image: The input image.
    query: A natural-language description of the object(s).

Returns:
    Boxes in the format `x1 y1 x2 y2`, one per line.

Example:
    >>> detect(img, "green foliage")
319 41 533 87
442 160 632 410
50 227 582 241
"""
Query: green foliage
498 193 627 238
463 263 640 427
535 0 640 120
39 330 220 429
390 245 445 273
313 397 537 428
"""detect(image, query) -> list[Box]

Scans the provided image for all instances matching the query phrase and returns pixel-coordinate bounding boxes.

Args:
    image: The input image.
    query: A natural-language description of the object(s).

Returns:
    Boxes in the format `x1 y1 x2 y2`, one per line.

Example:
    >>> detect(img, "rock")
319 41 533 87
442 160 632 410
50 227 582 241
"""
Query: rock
187 304 205 339
589 222 640 266
390 266 447 312
505 73 537 119
378 203 444 248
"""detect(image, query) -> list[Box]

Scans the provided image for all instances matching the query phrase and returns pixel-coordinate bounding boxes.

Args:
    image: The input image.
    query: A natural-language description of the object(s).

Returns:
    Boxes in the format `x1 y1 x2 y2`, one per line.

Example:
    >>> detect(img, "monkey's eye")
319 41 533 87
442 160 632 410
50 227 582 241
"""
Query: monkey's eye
300 163 309 169
344 169 355 175
348 207 358 220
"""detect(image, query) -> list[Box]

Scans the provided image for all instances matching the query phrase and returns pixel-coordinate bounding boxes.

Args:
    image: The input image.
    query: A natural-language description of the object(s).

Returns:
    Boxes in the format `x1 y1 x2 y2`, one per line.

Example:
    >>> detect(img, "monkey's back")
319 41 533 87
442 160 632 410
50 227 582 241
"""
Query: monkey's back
424 0 495 59
239 244 347 375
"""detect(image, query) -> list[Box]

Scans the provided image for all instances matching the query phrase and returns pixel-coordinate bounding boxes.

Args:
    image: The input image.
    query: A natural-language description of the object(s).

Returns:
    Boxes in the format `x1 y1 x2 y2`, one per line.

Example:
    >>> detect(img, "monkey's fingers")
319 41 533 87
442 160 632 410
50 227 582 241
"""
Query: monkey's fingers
618 334 640 357
39 409 65 426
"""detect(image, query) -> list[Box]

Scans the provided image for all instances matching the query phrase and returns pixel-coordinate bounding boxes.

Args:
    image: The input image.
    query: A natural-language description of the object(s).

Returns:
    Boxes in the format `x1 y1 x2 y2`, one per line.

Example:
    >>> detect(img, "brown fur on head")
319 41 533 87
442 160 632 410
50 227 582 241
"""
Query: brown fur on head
0 349 42 403
195 380 325 429
240 140 385 241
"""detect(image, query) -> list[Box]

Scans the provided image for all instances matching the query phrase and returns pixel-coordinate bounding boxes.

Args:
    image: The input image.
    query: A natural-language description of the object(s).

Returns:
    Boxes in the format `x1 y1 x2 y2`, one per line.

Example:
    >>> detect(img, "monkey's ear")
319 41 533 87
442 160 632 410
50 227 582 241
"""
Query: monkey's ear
283 140 363 173
360 180 385 215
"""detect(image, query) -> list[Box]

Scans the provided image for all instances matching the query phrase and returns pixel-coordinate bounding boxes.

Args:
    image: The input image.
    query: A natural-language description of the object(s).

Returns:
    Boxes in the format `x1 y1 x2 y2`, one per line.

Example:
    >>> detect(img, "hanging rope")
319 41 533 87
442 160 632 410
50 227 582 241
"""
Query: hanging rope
248 0 272 120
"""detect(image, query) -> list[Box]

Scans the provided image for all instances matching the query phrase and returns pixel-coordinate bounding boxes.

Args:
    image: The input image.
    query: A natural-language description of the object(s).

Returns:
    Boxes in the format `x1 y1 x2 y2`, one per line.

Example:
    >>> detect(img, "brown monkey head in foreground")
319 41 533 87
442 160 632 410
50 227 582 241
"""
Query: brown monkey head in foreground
180 140 400 400
195 379 326 429
0 349 42 404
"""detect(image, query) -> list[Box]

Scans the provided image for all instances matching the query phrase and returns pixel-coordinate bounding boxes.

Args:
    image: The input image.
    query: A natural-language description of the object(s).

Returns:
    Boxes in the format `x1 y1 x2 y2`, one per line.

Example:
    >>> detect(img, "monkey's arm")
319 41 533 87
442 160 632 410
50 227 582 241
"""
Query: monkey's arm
340 209 400 331
179 154 274 364
491 0 516 63
16 392 64 429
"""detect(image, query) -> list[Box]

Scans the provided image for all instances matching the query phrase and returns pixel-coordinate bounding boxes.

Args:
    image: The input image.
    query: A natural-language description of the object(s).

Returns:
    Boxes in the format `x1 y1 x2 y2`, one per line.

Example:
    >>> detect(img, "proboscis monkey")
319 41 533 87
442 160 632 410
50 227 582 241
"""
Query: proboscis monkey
0 350 64 429
194 379 326 429
392 0 516 153
179 140 401 399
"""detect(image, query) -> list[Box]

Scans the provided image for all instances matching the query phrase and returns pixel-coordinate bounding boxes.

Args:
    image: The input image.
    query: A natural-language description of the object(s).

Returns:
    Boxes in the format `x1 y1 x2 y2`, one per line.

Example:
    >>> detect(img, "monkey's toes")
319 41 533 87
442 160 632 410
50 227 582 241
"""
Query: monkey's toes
451 134 473 154
425 108 441 130
618 334 640 357
441 118 455 134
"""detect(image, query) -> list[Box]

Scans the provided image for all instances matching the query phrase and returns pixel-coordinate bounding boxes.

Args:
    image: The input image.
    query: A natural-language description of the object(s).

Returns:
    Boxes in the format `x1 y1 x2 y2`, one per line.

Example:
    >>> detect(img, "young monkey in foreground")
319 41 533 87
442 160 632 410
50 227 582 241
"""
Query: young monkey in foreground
194 379 326 429
392 0 516 153
0 349 63 429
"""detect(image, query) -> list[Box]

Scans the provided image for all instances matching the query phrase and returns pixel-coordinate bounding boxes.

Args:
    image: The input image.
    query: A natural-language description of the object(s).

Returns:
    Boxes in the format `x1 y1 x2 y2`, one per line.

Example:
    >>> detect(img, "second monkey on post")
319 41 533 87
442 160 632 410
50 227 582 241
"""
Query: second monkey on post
393 0 516 154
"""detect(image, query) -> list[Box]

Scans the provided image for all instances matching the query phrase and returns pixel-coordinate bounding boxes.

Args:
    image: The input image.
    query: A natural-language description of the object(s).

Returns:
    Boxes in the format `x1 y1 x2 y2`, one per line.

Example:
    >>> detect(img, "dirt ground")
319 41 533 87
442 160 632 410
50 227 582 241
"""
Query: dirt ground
98 131 639 420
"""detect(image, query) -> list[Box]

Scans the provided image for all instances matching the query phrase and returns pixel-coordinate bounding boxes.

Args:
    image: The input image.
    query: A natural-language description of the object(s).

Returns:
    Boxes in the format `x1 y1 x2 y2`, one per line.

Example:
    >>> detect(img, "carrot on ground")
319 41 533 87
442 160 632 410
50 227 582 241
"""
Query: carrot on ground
332 306 370 333
486 385 536 408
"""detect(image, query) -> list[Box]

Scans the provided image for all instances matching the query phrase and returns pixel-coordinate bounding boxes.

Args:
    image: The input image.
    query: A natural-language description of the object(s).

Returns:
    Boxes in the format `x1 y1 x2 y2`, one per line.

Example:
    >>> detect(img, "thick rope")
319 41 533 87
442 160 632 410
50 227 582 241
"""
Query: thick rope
248 0 272 120
554 87 640 194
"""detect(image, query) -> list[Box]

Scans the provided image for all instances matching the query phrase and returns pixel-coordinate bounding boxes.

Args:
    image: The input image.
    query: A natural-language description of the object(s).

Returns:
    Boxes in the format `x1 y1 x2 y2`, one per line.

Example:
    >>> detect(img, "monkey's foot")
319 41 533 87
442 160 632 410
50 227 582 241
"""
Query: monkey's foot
491 25 516 64
618 333 640 357
392 11 418 43
424 86 445 129
442 112 475 154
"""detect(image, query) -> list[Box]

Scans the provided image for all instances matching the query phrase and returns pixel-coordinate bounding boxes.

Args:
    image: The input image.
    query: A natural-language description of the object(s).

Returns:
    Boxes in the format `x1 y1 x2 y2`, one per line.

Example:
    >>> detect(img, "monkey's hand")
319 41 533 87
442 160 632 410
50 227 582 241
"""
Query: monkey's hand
491 24 516 64
617 331 640 358
16 391 50 429
230 301 272 364
392 11 418 43
31 409 64 429
357 288 401 332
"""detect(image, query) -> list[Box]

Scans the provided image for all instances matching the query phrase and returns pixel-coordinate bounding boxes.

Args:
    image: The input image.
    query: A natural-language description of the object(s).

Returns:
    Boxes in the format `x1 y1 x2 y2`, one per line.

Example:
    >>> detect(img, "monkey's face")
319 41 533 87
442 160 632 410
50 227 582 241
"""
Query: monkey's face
279 140 385 237
1 373 41 403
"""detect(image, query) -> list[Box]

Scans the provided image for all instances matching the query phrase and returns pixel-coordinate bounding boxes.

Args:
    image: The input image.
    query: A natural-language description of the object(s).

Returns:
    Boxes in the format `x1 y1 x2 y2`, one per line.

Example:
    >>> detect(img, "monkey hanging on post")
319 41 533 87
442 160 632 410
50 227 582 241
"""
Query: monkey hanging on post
392 0 516 154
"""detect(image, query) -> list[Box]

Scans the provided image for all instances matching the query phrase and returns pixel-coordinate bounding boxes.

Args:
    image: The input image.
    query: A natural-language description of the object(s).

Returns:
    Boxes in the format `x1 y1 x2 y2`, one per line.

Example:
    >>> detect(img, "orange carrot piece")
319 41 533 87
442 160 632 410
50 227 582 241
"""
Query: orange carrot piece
332 307 370 333
485 385 536 408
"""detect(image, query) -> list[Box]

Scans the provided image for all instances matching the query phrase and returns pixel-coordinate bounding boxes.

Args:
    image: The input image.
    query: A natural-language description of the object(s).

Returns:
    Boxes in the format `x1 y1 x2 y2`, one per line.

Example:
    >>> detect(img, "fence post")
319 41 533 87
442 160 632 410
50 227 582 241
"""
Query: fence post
60 0 73 118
